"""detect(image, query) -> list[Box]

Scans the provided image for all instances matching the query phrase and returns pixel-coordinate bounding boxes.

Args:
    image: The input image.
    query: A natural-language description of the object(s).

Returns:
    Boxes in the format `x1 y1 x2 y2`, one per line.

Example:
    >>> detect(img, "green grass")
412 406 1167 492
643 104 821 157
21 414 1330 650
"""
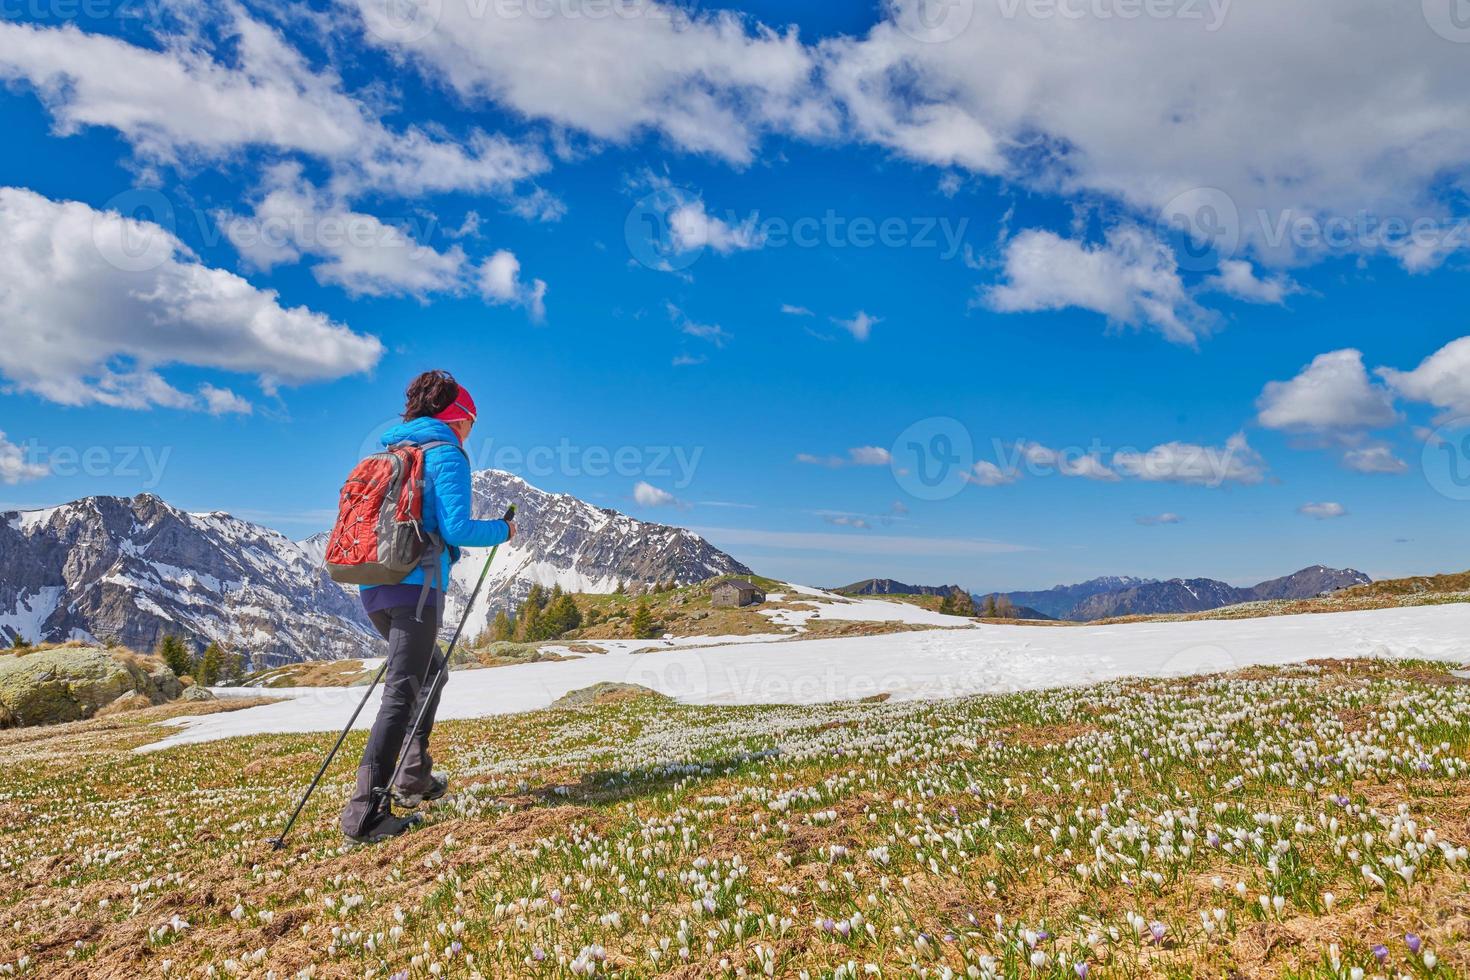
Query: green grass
1 659 1468 977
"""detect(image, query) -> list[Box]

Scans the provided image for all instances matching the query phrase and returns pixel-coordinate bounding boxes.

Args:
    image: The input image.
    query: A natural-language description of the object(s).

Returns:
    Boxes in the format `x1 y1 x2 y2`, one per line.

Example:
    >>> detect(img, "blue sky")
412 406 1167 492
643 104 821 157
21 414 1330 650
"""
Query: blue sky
3 0 1470 592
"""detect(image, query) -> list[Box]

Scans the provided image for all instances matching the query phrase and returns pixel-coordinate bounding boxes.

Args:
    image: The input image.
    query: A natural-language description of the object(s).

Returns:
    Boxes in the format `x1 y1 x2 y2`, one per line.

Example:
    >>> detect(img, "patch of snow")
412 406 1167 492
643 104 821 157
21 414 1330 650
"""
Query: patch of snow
8 506 61 532
0 586 63 640
140 603 1470 751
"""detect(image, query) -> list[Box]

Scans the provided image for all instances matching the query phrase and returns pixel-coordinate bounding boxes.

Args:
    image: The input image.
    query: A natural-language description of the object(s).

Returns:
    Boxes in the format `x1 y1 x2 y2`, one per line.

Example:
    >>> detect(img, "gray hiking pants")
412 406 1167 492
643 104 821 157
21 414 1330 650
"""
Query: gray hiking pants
339 604 445 837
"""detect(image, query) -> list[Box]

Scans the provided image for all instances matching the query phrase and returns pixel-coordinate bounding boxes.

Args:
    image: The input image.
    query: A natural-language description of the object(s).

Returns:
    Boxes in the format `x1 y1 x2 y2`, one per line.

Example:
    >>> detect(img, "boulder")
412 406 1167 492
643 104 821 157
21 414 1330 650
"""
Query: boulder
551 682 669 710
0 647 182 727
180 685 217 702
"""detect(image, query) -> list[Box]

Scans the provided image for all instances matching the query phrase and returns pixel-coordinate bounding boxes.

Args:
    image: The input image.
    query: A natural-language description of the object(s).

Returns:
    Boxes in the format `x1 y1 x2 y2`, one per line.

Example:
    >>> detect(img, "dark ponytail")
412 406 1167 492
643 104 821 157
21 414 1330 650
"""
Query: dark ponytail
402 370 460 421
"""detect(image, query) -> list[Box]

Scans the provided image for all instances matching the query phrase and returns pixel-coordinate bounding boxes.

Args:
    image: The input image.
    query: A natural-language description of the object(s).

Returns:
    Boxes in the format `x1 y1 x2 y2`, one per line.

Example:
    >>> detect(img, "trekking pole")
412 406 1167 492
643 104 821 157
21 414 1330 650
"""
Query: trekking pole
268 657 391 851
376 504 516 814
268 503 515 851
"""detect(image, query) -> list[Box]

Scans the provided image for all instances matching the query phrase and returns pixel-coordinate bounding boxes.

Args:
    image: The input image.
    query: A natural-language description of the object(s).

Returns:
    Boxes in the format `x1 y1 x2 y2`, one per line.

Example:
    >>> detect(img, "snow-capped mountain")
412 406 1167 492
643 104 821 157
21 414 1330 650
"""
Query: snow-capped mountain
0 494 375 667
442 470 753 641
1 472 753 664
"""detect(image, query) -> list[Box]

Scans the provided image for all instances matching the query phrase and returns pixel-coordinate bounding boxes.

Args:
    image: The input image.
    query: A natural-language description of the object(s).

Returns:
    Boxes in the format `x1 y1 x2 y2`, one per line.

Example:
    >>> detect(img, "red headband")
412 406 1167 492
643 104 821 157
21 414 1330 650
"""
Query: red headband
432 386 477 424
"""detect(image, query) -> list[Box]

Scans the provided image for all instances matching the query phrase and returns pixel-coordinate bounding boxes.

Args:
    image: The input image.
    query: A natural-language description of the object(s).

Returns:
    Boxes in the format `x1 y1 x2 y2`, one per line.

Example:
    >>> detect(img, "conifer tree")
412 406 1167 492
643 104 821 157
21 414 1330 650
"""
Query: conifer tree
630 598 657 639
491 609 514 642
196 643 224 686
158 635 192 678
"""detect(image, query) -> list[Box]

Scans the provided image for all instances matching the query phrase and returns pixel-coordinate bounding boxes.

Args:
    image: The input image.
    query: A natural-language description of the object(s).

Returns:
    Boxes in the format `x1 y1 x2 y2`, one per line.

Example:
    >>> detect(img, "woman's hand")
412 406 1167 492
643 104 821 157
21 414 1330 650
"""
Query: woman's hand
504 519 517 541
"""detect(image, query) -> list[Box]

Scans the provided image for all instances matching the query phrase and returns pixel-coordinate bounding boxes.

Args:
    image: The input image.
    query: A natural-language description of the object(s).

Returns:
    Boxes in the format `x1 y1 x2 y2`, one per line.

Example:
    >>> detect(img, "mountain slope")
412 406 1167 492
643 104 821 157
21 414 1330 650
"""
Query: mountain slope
443 470 753 641
982 576 1155 619
0 495 374 667
835 579 964 597
1069 566 1372 620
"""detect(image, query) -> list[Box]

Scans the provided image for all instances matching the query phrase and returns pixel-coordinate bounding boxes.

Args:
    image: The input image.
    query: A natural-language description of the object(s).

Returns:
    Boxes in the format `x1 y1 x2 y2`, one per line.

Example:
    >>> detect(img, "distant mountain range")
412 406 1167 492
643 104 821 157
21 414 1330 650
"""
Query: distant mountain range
0 471 751 666
980 565 1371 621
835 578 966 597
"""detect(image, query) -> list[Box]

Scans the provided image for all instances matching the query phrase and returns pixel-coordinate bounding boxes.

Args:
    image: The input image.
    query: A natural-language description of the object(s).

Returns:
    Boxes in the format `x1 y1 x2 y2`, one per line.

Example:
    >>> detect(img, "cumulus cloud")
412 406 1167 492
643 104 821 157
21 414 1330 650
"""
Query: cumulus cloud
1378 336 1470 421
668 200 763 254
1113 433 1267 486
1203 260 1300 305
969 460 1019 487
478 250 548 320
0 14 546 197
1014 442 1120 481
1299 501 1347 520
0 432 49 485
632 481 687 509
820 0 1470 269
985 227 1210 345
1257 349 1399 432
0 186 382 410
350 0 833 166
1341 444 1408 474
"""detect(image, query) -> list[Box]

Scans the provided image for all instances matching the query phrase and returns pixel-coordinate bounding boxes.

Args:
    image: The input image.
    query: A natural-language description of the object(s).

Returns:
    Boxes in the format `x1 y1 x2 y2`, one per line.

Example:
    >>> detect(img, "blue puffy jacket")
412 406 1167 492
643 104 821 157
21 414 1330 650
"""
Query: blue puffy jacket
362 417 510 595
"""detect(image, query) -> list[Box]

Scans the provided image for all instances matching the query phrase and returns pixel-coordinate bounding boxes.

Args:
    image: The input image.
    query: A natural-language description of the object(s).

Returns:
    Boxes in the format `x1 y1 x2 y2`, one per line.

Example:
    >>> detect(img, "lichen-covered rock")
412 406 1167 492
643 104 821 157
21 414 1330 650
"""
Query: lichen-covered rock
0 647 183 727
180 685 216 702
551 682 669 710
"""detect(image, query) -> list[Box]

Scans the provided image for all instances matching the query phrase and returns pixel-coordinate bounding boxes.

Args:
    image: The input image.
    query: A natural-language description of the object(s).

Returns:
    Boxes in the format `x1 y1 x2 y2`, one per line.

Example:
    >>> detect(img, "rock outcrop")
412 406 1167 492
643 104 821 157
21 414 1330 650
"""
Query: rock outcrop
0 647 183 727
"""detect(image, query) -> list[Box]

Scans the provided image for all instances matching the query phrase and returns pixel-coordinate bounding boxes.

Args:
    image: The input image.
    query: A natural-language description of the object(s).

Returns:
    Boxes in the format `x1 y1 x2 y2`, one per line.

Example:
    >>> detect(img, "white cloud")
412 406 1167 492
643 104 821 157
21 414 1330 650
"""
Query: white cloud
796 446 891 468
672 353 708 367
1256 349 1399 432
0 432 49 485
833 310 880 341
0 15 546 197
969 460 1019 487
1299 501 1347 520
0 186 382 410
669 200 763 254
821 1 1470 268
1015 442 1119 481
1203 260 1299 305
1113 433 1267 487
478 250 548 320
1341 444 1408 474
1136 513 1182 526
633 481 687 509
351 0 833 166
1378 336 1470 421
822 513 872 530
198 384 253 416
780 304 814 316
985 227 1209 345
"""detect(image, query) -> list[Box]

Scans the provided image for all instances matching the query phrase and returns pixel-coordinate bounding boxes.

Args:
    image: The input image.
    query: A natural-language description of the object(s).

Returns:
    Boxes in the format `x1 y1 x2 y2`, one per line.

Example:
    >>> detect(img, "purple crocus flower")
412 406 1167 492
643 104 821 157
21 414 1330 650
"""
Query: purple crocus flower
1150 922 1167 943
1372 944 1389 963
1075 964 1089 979
1406 933 1422 955
532 945 547 962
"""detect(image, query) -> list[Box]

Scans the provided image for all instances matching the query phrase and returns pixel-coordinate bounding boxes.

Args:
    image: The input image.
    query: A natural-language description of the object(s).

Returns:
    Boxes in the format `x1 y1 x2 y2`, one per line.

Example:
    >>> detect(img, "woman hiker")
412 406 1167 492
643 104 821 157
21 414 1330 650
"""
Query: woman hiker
340 370 515 844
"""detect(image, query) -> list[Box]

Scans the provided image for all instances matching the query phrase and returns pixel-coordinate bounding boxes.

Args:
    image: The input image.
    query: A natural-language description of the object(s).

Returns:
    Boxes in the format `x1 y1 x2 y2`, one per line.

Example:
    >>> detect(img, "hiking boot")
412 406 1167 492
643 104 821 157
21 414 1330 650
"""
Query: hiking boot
345 811 423 845
393 773 449 809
